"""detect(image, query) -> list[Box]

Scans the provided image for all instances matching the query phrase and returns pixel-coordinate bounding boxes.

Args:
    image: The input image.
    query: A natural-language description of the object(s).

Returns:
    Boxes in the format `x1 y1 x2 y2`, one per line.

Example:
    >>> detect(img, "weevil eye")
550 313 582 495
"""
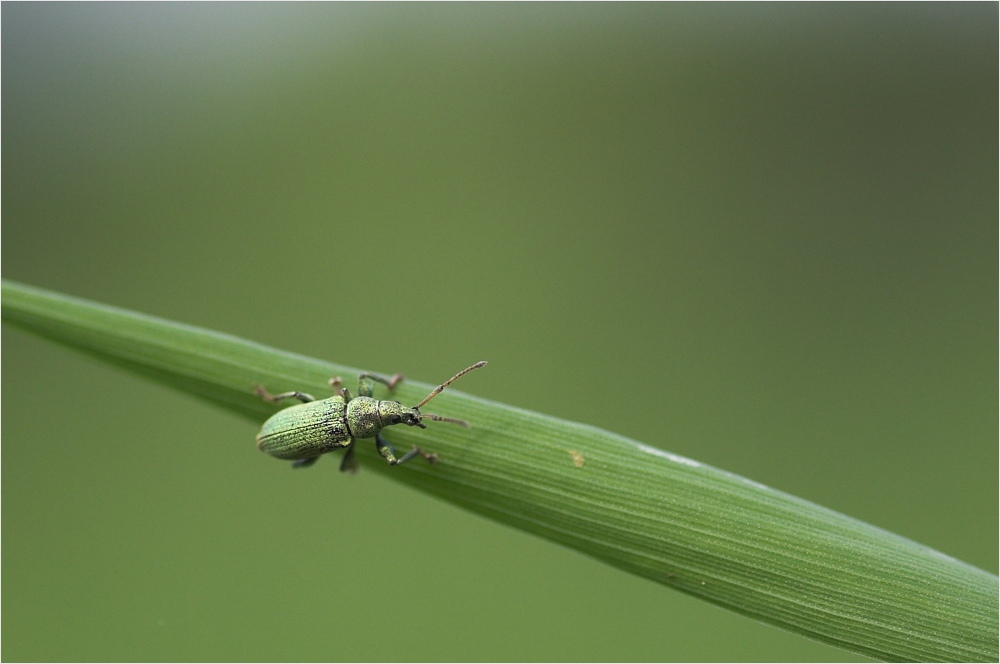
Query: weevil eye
390 414 402 424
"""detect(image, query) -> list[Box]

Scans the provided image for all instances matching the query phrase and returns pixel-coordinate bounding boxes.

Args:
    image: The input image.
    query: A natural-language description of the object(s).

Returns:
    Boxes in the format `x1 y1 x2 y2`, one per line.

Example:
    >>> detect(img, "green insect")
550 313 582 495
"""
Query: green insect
254 361 486 471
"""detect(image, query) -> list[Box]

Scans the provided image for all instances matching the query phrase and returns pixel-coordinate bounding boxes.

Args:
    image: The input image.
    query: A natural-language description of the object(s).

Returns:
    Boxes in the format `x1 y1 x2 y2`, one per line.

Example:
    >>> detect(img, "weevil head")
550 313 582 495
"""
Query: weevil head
359 362 485 437
377 400 427 429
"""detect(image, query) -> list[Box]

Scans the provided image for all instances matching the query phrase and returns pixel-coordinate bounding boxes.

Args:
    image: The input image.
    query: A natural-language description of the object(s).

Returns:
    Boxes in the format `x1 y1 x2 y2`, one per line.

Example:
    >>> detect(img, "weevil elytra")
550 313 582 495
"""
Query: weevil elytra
254 361 486 471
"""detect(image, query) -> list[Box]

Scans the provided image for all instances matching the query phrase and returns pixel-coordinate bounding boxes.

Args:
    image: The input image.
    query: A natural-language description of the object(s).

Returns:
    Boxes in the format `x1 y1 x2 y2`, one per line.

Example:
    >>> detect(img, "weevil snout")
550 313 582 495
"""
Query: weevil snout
399 408 426 428
376 400 426 429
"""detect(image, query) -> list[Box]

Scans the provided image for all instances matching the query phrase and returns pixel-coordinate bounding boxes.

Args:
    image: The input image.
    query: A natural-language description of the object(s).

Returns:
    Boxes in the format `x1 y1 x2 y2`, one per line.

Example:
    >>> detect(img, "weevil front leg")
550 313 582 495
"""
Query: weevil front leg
357 371 404 397
254 385 316 404
375 433 438 466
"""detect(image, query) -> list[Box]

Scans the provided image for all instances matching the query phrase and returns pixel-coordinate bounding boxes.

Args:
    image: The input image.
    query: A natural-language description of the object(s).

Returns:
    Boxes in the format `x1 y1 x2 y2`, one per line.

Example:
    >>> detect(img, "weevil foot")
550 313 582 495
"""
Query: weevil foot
376 435 437 466
357 371 405 394
328 377 346 397
255 385 316 404
387 373 404 391
291 457 319 469
402 446 440 465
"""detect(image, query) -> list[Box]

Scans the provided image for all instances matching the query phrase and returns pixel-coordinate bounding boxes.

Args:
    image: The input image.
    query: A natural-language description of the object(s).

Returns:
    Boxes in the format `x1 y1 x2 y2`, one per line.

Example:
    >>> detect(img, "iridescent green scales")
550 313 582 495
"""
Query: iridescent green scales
256 397 349 460
253 362 486 471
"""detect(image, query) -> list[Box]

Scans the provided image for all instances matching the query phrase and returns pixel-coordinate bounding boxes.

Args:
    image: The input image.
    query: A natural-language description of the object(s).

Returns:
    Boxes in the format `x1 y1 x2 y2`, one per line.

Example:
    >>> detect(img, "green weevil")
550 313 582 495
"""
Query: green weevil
254 361 486 471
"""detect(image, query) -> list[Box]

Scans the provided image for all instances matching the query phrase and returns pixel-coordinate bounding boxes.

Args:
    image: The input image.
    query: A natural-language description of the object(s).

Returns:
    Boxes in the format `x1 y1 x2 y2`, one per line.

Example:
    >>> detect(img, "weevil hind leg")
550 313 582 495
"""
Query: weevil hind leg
291 456 319 469
339 440 359 473
375 433 438 466
254 385 316 404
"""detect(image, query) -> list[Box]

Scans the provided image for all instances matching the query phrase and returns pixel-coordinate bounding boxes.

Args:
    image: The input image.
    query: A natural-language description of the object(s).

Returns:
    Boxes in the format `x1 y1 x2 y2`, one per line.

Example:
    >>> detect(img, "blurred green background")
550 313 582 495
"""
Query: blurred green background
2 4 996 661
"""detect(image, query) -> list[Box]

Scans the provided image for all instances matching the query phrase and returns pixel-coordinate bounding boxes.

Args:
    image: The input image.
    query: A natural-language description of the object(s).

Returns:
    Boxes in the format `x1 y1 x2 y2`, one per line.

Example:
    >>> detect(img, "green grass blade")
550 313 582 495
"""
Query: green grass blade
3 279 996 662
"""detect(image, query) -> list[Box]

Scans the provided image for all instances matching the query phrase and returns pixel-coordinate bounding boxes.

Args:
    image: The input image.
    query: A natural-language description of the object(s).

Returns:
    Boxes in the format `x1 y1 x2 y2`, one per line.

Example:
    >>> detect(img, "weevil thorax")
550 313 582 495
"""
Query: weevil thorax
346 397 425 439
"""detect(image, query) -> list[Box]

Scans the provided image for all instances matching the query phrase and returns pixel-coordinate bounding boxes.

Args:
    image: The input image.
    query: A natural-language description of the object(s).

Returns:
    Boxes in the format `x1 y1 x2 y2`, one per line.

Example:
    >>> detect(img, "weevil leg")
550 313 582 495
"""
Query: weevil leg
291 456 319 468
329 377 353 401
375 433 438 466
339 440 359 473
254 385 316 404
328 377 349 399
357 371 405 397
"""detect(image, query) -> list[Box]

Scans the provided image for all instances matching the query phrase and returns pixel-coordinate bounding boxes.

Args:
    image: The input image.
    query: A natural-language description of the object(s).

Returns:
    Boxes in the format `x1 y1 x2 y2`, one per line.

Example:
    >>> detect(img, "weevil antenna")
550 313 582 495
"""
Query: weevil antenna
414 361 487 409
419 413 470 428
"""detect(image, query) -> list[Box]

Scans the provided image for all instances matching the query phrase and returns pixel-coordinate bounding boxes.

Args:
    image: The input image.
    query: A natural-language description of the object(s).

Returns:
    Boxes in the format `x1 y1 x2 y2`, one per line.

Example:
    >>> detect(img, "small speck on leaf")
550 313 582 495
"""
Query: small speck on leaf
568 450 585 468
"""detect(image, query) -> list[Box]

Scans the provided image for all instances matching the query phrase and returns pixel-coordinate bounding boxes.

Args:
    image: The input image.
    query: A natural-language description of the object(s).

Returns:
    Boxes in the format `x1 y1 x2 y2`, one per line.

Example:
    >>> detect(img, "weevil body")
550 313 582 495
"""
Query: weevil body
254 361 486 471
